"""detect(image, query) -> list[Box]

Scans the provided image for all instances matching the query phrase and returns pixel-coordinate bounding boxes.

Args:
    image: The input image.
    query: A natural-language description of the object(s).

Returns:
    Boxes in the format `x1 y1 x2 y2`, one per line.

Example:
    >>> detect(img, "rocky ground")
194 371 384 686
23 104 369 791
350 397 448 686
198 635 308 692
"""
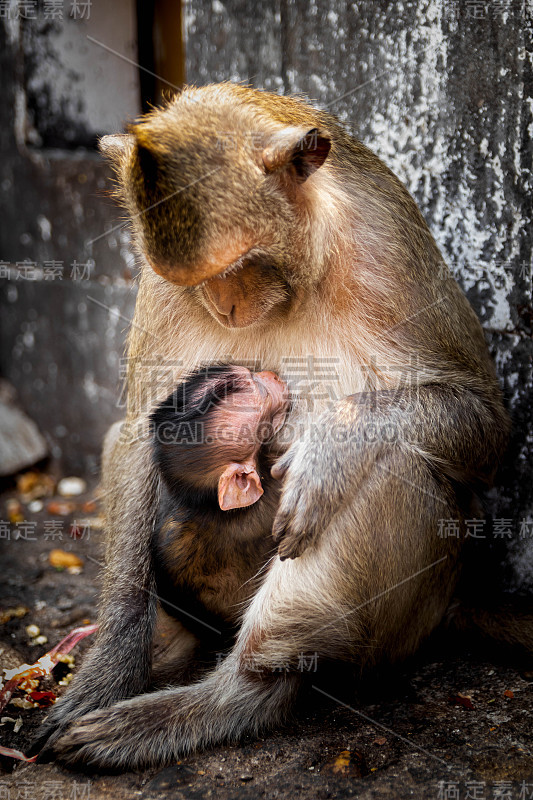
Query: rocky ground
0 472 532 800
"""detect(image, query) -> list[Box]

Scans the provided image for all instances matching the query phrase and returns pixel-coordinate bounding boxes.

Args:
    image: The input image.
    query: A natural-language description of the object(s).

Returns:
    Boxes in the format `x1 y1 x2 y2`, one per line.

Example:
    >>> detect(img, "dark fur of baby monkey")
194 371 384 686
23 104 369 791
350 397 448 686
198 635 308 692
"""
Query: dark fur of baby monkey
150 363 289 651
31 83 512 770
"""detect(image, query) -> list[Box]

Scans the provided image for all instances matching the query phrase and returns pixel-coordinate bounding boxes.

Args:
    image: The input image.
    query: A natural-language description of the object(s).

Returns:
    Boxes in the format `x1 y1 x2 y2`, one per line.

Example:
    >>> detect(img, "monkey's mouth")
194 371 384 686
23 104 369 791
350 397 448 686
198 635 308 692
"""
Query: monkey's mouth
196 248 290 329
201 289 283 330
200 285 242 328
203 303 241 329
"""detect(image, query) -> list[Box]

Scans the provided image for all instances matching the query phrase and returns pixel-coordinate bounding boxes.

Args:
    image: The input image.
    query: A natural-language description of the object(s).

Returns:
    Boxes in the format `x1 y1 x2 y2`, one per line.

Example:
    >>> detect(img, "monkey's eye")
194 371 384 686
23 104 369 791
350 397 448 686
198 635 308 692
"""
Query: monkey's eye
271 409 287 435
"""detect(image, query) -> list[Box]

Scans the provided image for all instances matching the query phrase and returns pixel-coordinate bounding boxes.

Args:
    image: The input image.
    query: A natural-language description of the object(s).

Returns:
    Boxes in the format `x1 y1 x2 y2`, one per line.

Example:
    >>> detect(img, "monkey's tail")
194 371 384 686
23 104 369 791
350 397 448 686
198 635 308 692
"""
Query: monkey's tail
446 600 533 653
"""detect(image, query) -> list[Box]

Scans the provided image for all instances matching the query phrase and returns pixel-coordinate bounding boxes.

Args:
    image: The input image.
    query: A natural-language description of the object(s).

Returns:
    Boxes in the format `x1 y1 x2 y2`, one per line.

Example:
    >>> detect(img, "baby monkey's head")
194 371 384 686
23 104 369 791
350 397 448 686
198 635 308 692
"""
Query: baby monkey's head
151 364 289 511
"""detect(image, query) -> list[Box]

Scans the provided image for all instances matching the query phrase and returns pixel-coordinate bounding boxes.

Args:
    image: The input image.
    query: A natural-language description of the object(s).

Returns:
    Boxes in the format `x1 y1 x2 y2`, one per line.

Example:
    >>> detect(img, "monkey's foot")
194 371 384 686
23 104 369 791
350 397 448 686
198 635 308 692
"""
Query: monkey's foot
31 668 151 761
49 703 167 769
47 666 296 771
46 688 214 770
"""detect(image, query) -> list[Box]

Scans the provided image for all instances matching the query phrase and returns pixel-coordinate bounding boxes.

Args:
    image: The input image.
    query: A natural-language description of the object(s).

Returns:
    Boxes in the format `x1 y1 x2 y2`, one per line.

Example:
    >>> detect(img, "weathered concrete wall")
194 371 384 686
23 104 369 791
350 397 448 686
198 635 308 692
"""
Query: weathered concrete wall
185 0 533 593
0 5 140 477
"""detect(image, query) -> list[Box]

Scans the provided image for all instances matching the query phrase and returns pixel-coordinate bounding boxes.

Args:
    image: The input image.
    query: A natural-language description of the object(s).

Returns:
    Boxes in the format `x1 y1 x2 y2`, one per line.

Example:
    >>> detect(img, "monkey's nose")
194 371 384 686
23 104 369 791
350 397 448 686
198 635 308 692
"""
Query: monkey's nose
255 371 289 409
203 278 236 318
212 297 235 318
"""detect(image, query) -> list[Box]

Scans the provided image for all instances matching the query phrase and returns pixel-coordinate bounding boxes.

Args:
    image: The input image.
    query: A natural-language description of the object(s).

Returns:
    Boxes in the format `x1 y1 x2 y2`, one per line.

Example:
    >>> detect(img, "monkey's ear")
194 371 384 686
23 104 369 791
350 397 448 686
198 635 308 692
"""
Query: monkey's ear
126 124 164 192
218 463 264 510
262 126 331 183
98 134 135 164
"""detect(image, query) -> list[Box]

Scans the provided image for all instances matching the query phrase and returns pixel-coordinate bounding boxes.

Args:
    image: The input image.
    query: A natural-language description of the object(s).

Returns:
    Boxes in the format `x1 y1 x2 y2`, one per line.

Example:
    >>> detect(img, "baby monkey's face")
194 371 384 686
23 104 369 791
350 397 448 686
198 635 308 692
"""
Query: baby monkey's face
215 368 288 447
206 367 289 510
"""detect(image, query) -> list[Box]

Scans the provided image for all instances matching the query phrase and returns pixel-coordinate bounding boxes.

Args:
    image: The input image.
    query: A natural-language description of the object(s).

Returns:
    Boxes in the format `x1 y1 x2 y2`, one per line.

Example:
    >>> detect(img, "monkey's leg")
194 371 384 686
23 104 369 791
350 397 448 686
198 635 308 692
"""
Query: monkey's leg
48 451 460 770
150 608 204 687
30 425 162 756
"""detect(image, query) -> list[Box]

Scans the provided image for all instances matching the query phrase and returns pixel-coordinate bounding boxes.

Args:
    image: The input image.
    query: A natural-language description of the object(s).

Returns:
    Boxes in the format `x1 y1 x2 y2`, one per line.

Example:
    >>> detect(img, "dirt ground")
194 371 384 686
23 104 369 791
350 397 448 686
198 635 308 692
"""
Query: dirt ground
1 475 532 800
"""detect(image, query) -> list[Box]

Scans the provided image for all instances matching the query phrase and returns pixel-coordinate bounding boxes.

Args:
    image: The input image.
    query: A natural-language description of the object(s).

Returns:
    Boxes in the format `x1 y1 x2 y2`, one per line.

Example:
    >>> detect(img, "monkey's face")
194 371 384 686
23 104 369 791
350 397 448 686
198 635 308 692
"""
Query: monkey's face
212 369 289 509
206 368 289 470
99 85 331 328
169 366 287 509
194 251 290 329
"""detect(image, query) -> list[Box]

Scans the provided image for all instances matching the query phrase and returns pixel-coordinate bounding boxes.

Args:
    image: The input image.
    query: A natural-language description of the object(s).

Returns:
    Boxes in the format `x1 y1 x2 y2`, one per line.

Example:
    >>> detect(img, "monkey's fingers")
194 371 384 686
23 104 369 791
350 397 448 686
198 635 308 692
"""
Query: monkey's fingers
277 529 310 561
271 512 290 547
28 721 66 761
278 538 309 561
272 467 332 559
28 689 104 761
270 448 294 481
272 507 316 560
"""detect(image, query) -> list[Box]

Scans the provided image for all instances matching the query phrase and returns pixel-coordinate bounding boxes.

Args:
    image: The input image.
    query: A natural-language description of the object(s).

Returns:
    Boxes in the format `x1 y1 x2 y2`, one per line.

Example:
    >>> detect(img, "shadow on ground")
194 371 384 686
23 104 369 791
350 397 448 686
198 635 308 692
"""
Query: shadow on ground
1 478 532 800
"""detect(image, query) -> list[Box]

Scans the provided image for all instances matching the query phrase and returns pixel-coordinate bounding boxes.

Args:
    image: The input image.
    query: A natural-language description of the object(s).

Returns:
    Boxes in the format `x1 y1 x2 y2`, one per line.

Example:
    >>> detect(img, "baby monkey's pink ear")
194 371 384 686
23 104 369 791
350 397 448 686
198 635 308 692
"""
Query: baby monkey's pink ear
218 463 264 510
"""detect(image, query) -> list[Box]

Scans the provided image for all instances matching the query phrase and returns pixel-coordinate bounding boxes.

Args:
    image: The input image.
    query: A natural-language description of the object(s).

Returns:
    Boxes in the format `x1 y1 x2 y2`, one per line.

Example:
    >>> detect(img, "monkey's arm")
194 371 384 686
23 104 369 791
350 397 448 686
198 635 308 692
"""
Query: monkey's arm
30 427 160 755
273 384 509 559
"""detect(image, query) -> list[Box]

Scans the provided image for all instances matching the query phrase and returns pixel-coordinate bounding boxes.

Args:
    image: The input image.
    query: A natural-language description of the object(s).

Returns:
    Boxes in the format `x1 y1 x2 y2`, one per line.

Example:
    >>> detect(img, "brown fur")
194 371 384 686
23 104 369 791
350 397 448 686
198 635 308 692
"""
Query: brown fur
31 83 510 770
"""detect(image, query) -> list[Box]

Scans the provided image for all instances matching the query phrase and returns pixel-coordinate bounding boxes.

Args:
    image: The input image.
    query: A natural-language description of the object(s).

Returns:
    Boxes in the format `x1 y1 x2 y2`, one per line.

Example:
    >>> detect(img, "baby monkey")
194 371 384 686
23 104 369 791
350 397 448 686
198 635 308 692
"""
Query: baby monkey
150 364 289 662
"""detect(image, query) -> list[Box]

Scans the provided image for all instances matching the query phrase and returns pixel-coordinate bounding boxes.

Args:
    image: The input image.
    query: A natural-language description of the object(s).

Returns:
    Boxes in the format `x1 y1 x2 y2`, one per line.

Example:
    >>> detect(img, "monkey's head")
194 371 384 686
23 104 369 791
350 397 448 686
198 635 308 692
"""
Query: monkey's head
99 83 331 328
151 364 289 511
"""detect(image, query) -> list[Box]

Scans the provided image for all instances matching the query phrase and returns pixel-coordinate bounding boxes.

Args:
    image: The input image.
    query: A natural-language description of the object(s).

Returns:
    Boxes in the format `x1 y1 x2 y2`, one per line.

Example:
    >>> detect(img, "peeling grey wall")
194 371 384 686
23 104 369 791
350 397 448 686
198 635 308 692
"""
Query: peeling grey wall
0 3 140 477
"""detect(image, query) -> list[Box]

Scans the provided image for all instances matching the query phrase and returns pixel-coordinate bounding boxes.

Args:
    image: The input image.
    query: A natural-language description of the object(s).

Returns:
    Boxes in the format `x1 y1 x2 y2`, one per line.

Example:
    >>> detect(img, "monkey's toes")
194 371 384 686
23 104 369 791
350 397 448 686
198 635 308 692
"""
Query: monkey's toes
29 711 76 760
50 711 115 767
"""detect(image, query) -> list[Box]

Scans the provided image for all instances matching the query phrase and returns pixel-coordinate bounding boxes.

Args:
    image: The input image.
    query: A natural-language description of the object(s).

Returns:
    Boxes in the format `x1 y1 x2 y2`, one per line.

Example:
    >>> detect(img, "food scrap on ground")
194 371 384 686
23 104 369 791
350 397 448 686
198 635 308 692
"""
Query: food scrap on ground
449 692 475 710
0 745 37 763
48 549 84 570
6 499 23 524
46 501 76 516
0 606 28 625
16 472 56 502
323 748 368 778
57 477 87 497
0 623 97 761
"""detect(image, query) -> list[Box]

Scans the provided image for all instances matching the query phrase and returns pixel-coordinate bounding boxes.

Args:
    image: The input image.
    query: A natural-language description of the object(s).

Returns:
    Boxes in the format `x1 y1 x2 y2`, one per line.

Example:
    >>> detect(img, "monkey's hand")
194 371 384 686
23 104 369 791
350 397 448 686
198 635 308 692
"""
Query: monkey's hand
29 630 153 761
271 422 348 560
28 651 111 759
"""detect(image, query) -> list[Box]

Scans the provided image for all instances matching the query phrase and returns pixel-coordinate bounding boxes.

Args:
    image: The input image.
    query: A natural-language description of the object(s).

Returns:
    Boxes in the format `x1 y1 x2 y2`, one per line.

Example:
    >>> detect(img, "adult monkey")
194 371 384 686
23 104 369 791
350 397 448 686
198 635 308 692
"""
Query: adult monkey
34 83 509 768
